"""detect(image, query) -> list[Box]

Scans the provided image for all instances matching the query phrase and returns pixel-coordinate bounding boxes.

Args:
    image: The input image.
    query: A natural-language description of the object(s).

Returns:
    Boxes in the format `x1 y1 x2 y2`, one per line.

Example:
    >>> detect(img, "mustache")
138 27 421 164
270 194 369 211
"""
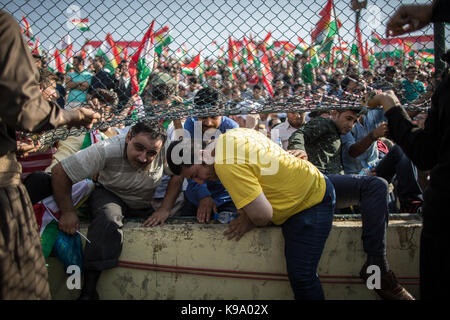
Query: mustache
134 160 147 166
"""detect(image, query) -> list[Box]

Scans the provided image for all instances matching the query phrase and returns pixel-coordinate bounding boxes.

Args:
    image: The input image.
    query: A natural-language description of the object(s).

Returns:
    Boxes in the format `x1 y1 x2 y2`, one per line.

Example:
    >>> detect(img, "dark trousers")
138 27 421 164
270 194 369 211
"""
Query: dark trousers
23 171 53 204
419 186 450 299
282 176 335 300
327 174 389 256
84 185 154 270
375 145 423 204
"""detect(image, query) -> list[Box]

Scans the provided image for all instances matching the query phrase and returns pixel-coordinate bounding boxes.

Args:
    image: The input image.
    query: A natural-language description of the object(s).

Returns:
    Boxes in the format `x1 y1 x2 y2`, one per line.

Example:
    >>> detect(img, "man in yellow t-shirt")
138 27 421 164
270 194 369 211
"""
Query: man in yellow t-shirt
167 128 336 300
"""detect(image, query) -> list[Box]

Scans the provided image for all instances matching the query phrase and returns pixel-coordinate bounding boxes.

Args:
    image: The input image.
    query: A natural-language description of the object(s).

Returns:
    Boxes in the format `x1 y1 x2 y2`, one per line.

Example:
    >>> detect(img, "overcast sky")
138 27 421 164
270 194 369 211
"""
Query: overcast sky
1 0 445 58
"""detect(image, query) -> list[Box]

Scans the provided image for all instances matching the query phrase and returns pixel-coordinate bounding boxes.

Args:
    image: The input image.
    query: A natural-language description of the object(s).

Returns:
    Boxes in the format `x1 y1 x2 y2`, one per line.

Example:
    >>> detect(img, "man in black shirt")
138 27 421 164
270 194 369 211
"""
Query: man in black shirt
89 55 115 94
371 0 450 299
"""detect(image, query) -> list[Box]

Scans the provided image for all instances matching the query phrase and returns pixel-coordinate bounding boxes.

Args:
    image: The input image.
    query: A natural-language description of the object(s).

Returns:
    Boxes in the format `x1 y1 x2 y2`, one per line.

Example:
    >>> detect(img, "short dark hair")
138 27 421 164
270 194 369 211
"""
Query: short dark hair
55 72 65 83
253 84 261 91
73 55 84 64
385 66 397 74
194 87 222 107
129 120 167 144
166 138 207 175
94 55 106 65
309 110 330 118
149 83 176 102
38 68 58 88
189 77 198 84
341 77 357 91
292 83 304 91
335 108 361 115
89 89 119 106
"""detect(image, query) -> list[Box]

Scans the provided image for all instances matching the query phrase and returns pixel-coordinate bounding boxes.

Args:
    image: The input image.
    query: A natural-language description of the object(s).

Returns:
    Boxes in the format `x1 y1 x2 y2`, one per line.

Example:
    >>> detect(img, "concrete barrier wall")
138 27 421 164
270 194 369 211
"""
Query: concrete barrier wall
48 219 421 300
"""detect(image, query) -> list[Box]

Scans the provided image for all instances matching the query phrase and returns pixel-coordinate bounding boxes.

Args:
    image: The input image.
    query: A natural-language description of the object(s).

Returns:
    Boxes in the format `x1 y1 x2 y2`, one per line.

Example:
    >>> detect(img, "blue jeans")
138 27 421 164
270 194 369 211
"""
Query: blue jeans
327 174 389 256
375 144 423 204
281 176 335 300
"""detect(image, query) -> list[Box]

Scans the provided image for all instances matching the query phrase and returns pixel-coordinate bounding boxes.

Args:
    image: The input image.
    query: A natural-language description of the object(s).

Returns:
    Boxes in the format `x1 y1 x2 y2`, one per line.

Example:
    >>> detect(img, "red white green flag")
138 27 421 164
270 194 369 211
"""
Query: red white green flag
311 0 341 46
130 19 155 95
97 33 122 73
181 52 200 74
154 26 173 55
21 15 35 47
259 46 274 97
59 34 73 69
356 23 369 69
71 18 89 32
212 41 225 66
48 49 65 73
371 31 382 45
297 37 309 52
419 51 434 63
33 179 94 259
31 37 42 56
227 36 237 80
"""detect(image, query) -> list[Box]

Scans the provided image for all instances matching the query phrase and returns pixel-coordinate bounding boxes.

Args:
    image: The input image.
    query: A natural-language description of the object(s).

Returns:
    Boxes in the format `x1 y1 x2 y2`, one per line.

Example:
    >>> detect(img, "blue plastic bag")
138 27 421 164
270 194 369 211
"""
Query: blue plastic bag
53 231 83 271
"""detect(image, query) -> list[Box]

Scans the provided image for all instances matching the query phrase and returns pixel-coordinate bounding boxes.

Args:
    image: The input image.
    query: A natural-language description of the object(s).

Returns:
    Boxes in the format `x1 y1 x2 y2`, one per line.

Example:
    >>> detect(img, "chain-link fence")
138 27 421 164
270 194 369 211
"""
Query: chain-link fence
1 0 447 146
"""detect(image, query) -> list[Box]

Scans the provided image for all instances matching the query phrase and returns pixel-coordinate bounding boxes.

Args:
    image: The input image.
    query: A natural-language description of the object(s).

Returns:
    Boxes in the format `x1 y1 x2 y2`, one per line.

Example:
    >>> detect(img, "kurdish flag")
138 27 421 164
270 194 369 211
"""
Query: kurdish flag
212 41 226 66
97 33 122 74
297 37 309 52
48 49 65 73
227 36 237 80
72 18 89 32
59 34 73 71
371 31 382 45
21 15 35 47
32 37 42 56
243 36 256 65
419 51 434 63
258 46 274 97
181 53 201 74
33 179 94 259
130 19 156 95
154 26 172 55
355 23 369 70
311 0 341 46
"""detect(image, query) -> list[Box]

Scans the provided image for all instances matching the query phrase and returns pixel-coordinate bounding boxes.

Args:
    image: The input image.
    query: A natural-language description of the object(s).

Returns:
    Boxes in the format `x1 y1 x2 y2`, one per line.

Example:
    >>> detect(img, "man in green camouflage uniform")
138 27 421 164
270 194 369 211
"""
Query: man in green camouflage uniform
288 109 360 174
287 108 415 300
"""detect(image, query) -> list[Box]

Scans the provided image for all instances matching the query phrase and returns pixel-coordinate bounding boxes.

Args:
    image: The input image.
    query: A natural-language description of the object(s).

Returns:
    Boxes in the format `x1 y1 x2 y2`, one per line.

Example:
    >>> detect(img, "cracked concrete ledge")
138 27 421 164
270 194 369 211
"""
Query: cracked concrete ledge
48 218 422 300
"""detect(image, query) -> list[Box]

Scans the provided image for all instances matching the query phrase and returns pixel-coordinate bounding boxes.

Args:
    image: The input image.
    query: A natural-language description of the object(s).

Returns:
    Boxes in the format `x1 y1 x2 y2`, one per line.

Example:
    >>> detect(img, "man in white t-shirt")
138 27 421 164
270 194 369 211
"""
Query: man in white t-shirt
272 112 306 150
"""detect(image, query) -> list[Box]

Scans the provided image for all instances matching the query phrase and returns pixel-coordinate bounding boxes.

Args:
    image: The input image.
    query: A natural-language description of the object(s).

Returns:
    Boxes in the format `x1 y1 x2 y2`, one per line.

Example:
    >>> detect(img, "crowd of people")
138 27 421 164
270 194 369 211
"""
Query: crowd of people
1 0 449 302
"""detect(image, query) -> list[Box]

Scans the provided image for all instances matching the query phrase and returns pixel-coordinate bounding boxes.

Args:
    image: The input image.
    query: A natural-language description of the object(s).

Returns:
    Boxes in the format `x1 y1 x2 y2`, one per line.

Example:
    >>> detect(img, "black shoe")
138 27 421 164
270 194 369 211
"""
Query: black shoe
78 269 101 300
400 200 423 214
359 264 415 300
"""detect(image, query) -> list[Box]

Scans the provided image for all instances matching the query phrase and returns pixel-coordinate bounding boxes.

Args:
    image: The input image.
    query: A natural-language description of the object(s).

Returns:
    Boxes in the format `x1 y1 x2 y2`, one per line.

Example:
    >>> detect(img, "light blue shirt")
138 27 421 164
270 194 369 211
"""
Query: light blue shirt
67 71 92 103
183 116 239 208
401 79 425 103
341 108 386 174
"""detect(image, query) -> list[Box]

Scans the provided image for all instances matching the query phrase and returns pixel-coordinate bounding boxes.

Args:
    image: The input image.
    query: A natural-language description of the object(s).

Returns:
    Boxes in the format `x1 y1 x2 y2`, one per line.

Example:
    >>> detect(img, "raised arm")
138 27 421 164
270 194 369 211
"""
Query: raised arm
0 12 99 132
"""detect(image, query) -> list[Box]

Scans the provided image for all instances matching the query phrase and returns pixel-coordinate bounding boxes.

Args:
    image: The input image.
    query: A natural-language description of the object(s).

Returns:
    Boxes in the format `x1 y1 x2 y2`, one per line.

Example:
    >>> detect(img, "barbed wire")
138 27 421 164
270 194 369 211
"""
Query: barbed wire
25 91 430 149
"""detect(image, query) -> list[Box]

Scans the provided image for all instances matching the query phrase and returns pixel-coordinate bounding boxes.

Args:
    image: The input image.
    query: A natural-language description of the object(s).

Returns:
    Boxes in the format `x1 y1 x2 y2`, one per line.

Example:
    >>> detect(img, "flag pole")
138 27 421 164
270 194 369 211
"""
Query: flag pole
350 0 367 72
332 1 344 66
